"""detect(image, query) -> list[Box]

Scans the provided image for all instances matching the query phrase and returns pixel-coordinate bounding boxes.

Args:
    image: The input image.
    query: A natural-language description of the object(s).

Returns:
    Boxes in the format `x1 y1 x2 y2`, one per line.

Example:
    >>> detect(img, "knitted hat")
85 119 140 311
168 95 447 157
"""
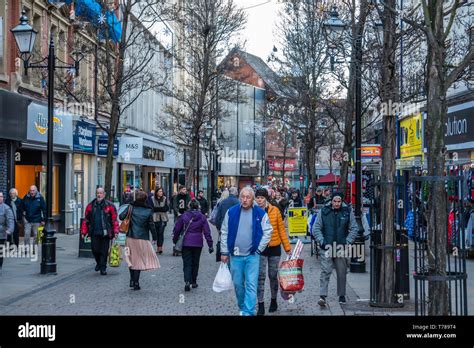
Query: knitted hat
332 191 344 200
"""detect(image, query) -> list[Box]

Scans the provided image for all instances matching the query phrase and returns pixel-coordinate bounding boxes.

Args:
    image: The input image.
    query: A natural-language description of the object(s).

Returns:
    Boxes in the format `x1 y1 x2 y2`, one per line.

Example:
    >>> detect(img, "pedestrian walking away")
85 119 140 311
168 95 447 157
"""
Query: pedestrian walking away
0 192 15 272
312 192 359 306
5 188 23 248
255 188 291 315
149 187 169 254
196 190 209 216
120 191 160 290
220 187 273 316
173 199 213 291
81 188 119 275
21 185 46 253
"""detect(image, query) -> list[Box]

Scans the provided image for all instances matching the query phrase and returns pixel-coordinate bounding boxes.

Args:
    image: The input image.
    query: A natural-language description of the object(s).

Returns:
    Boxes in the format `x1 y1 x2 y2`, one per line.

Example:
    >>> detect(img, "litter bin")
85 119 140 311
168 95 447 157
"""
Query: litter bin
78 218 93 258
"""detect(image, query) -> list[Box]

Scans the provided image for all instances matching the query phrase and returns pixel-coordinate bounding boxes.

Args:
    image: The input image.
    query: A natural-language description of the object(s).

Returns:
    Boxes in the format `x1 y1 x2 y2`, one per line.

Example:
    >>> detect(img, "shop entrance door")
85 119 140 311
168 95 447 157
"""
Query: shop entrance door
74 172 84 229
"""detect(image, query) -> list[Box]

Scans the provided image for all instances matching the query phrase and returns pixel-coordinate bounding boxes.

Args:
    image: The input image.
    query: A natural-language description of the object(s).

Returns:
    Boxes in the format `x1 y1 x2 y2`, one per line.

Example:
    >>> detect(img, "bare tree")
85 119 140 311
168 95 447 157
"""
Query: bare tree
397 0 474 315
67 0 171 198
158 0 246 190
270 0 333 190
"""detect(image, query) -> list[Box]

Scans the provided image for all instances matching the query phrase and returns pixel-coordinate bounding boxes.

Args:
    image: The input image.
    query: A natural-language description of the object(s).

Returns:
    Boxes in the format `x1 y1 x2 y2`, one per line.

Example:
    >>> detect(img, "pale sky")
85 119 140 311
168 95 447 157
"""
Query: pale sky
234 0 284 61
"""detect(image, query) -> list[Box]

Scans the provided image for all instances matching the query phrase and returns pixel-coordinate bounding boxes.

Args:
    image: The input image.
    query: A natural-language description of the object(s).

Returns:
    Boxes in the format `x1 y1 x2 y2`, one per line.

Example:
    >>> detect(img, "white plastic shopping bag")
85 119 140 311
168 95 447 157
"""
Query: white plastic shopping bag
212 262 233 293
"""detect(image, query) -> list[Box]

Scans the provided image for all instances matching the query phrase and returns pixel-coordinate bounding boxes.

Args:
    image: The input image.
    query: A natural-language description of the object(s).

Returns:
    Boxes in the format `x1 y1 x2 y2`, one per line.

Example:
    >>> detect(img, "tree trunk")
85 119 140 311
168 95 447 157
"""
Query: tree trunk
186 136 197 191
377 0 398 306
426 50 449 316
104 99 120 200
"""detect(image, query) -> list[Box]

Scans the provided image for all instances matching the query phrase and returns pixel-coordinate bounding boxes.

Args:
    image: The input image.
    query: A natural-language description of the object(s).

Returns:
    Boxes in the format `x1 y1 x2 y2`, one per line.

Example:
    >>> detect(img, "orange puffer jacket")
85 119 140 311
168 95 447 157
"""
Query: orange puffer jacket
266 203 291 252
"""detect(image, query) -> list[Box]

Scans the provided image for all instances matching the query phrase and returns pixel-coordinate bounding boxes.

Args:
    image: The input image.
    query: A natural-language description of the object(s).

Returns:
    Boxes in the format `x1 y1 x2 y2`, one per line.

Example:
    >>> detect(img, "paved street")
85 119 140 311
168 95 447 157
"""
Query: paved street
0 218 472 316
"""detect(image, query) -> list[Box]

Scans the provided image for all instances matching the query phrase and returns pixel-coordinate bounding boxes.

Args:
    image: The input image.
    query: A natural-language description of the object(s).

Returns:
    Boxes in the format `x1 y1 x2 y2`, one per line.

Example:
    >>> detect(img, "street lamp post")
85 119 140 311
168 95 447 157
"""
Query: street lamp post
323 5 367 273
11 10 80 275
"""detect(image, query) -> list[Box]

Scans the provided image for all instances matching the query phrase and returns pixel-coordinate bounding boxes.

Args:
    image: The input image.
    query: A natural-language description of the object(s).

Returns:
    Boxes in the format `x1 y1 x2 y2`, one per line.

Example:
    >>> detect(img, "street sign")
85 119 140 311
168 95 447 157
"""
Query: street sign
288 208 308 237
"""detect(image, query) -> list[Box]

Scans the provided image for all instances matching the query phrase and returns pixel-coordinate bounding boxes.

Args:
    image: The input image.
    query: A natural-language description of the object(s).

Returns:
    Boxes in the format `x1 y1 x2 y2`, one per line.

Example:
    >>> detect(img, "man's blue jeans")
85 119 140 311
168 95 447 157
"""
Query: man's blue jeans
229 254 260 316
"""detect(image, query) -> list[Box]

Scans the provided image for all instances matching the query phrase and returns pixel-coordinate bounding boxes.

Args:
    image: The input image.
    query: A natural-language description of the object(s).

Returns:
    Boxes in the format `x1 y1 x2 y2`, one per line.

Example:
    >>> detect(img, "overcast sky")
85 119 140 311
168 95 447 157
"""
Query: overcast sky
234 0 284 61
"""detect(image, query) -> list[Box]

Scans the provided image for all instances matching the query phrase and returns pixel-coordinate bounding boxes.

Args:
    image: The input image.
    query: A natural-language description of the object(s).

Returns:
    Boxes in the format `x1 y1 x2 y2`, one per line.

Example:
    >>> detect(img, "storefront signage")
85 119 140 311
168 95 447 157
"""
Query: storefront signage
240 162 260 175
361 144 381 163
143 146 165 161
119 137 143 159
400 113 422 158
98 135 119 157
73 121 96 154
445 101 474 150
27 103 73 147
268 159 297 172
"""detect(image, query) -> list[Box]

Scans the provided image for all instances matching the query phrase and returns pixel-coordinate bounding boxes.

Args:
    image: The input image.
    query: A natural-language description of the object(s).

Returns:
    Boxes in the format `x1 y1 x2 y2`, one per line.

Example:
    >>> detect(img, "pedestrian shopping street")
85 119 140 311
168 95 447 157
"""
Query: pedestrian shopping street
1 221 473 316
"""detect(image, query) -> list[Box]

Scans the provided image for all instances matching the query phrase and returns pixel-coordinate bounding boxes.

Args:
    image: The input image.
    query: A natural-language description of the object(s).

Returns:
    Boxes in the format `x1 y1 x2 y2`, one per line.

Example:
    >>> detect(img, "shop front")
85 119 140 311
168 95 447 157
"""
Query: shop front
445 100 474 164
72 120 96 230
15 101 74 234
118 133 176 200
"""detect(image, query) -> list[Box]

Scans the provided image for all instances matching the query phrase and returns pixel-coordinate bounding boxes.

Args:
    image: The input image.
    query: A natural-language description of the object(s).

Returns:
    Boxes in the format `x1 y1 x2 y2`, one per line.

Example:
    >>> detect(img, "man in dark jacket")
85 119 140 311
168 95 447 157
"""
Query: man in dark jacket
215 187 240 231
313 192 359 306
22 186 47 250
81 188 119 275
288 190 303 208
196 190 209 216
173 186 191 218
5 188 23 248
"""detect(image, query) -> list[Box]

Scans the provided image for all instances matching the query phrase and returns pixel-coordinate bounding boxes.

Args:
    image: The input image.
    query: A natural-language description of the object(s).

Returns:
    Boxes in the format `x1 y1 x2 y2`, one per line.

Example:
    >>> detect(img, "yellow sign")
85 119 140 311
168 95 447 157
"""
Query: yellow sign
287 208 308 237
400 113 423 158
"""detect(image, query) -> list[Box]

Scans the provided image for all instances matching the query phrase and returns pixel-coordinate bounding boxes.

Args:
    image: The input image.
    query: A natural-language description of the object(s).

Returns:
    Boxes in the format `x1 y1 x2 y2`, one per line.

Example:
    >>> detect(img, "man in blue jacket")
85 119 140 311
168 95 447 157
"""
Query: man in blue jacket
220 187 273 316
22 186 47 251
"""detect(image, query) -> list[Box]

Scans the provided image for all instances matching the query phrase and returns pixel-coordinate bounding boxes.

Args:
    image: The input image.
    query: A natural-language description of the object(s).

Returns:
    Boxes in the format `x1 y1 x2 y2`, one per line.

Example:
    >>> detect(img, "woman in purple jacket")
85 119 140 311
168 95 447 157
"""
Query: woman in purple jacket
173 199 214 291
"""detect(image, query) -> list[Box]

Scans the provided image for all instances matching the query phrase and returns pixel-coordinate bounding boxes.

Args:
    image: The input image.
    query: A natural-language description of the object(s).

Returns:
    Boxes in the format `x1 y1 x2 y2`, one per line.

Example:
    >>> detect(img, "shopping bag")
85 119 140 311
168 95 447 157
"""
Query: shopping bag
212 262 233 293
37 225 44 244
108 243 122 267
278 259 304 293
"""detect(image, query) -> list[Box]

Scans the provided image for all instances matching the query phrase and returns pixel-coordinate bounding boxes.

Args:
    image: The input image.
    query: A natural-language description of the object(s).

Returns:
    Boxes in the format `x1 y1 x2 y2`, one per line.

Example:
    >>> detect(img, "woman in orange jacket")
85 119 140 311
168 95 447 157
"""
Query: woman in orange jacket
255 188 291 316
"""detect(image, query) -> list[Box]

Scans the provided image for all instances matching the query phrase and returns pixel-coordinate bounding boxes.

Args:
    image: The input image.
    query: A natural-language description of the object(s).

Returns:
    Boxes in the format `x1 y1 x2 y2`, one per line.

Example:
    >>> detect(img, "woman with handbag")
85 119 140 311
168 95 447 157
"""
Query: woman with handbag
172 199 213 291
149 187 169 254
120 191 160 290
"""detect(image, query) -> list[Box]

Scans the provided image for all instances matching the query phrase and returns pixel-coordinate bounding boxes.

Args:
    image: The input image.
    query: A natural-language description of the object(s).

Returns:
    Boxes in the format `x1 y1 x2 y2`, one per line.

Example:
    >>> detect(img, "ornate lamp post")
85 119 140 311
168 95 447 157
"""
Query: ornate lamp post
11 10 81 275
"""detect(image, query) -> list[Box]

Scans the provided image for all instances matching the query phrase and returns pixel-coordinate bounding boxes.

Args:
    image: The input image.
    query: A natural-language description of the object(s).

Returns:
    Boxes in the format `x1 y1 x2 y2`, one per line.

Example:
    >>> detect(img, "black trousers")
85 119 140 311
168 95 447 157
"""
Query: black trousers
154 221 167 247
129 268 141 284
182 246 202 284
0 239 5 268
7 222 20 247
91 235 111 271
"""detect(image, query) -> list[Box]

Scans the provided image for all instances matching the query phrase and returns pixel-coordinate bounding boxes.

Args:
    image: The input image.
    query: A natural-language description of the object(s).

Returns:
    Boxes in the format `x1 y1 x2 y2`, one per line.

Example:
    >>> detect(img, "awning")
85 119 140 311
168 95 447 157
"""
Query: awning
316 173 340 184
